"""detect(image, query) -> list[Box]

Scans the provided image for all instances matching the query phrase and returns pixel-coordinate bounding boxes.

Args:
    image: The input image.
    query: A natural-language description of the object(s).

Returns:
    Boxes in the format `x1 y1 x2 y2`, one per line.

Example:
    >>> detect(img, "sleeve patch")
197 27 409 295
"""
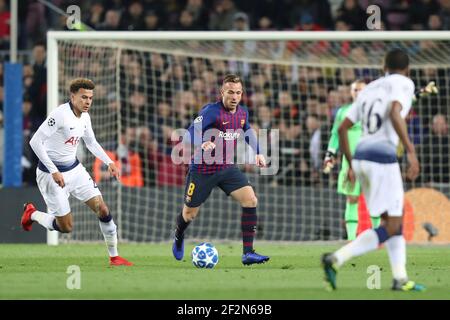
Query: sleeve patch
194 116 203 123
48 117 56 127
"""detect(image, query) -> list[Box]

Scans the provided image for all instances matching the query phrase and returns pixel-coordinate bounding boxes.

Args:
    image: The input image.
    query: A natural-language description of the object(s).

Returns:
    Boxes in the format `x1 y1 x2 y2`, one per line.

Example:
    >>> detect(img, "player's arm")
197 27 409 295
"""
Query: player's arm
29 112 65 187
323 107 343 173
338 117 354 169
82 117 119 180
390 101 419 181
338 101 360 185
187 105 217 151
243 109 265 167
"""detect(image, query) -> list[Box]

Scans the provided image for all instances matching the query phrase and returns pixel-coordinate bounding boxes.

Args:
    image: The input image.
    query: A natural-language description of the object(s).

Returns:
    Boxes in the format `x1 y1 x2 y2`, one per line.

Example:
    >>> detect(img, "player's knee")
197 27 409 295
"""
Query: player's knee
183 207 199 222
243 195 257 208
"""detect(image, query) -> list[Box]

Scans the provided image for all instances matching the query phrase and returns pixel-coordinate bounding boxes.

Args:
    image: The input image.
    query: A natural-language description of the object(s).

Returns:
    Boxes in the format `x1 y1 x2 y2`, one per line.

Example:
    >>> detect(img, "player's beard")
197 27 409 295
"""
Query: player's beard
225 101 238 111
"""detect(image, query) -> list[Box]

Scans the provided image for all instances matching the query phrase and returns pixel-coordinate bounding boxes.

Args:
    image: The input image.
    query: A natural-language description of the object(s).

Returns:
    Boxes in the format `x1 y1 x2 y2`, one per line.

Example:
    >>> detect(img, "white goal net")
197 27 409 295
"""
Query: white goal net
47 31 450 244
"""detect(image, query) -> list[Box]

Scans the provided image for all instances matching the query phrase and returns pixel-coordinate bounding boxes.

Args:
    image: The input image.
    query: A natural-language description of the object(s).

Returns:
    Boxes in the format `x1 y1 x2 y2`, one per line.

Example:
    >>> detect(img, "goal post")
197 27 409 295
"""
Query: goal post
47 31 450 245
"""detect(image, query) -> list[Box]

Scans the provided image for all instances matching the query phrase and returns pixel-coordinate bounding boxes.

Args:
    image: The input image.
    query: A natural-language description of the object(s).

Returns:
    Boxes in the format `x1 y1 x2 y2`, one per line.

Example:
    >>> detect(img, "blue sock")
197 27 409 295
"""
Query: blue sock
99 213 112 223
242 207 257 254
52 219 62 232
175 213 190 239
374 226 389 244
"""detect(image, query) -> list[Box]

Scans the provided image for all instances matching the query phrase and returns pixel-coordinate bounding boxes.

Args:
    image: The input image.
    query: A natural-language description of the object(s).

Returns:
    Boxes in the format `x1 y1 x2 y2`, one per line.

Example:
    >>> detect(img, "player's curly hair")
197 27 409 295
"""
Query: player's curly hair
70 78 95 93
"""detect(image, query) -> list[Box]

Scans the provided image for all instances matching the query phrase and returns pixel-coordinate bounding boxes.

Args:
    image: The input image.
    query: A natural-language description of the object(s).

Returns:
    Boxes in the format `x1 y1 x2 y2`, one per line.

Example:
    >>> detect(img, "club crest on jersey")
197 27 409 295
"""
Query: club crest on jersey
241 119 245 127
65 136 80 146
48 117 55 127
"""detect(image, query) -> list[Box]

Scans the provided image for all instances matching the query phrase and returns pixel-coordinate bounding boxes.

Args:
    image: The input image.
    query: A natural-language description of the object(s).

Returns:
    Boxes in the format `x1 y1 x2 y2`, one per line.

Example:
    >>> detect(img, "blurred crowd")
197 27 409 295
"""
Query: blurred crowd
68 49 449 189
13 0 450 48
0 0 449 188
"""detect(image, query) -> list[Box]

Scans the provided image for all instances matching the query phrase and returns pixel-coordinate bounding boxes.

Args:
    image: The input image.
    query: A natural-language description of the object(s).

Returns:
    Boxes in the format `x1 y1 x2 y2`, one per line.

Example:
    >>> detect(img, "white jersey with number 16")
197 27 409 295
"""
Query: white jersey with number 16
347 74 415 162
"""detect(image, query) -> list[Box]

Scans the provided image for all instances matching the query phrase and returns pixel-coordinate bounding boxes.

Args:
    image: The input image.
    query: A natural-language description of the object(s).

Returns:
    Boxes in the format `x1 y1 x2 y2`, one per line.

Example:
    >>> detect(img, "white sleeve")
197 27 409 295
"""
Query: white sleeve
82 116 113 166
391 78 415 118
29 110 63 174
346 100 360 124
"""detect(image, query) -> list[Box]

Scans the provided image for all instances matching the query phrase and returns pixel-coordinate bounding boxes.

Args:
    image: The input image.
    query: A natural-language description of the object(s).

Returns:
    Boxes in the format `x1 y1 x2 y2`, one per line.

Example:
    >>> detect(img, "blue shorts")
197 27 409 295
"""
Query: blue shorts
184 166 251 207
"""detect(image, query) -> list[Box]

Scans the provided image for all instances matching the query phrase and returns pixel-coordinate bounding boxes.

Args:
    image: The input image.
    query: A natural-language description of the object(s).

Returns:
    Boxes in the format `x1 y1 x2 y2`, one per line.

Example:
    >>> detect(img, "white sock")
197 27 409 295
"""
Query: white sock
31 211 56 230
99 219 118 257
385 235 408 281
334 229 379 267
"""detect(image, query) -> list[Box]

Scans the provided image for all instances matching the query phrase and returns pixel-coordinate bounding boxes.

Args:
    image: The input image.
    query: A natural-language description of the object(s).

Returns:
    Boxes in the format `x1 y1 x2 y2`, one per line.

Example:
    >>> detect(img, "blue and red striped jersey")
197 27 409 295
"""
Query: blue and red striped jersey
187 101 259 174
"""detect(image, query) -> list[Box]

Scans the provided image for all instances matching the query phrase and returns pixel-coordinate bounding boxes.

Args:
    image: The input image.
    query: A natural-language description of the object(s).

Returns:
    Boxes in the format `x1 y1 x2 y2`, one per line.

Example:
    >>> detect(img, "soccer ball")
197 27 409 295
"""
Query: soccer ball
191 242 219 269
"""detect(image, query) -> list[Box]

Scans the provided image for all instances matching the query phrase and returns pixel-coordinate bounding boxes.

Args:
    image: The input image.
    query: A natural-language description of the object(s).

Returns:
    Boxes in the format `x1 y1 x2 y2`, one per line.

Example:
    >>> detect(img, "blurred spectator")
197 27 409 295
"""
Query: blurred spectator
261 16 277 31
153 101 177 155
428 14 444 29
121 90 149 134
94 131 144 187
161 63 188 91
22 99 37 185
439 0 450 29
24 0 46 48
421 114 450 183
408 0 440 29
240 0 285 29
191 78 209 108
335 0 366 30
86 1 105 29
120 1 146 30
387 0 410 30
327 89 342 119
184 0 209 30
226 12 256 78
97 10 121 30
208 0 238 30
28 43 47 128
289 0 333 30
144 10 161 30
275 90 303 185
406 109 423 146
255 105 274 131
305 114 322 183
0 0 10 49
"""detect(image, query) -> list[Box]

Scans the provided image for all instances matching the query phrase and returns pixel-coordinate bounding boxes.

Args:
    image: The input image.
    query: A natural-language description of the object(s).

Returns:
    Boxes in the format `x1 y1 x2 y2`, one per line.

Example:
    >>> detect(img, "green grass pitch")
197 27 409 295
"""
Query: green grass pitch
0 243 448 299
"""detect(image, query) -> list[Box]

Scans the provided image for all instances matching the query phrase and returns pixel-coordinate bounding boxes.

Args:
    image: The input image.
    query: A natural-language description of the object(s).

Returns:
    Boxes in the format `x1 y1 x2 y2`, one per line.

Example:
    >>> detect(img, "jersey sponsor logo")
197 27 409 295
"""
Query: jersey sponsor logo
218 131 240 140
194 116 203 123
65 136 80 145
48 117 56 127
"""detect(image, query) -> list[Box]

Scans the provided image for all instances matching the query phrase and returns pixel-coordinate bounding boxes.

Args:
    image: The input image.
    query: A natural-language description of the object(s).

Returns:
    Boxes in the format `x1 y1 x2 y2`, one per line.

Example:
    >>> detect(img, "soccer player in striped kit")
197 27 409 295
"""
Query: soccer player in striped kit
21 78 132 266
172 74 270 265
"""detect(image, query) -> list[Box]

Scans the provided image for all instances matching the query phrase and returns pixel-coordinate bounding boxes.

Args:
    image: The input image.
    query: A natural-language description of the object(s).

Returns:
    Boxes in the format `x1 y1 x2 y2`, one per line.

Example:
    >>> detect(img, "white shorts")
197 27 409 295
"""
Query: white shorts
36 163 101 216
352 159 404 217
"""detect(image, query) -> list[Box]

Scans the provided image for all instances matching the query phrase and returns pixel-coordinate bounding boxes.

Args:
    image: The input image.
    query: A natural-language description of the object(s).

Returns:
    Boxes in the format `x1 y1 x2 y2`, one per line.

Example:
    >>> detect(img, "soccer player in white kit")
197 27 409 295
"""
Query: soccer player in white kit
321 49 425 291
21 78 133 267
